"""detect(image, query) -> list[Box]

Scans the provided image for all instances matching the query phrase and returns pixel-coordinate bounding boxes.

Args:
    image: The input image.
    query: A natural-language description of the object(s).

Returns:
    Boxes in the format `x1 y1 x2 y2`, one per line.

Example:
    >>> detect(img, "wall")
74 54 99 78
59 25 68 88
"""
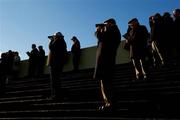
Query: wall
18 40 130 78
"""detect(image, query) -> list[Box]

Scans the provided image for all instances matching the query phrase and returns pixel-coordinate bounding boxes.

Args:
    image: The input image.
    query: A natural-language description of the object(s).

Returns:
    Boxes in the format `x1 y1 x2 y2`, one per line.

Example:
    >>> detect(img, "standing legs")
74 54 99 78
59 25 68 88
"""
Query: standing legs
132 58 146 80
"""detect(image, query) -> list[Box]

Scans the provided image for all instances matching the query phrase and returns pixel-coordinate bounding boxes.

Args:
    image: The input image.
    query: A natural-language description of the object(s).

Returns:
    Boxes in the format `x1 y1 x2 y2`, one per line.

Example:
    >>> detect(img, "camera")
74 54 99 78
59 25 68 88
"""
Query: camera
48 36 53 40
95 23 105 27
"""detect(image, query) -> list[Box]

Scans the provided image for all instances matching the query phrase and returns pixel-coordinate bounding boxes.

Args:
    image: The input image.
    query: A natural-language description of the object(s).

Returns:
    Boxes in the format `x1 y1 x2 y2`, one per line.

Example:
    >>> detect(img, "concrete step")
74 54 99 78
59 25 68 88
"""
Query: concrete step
0 63 180 119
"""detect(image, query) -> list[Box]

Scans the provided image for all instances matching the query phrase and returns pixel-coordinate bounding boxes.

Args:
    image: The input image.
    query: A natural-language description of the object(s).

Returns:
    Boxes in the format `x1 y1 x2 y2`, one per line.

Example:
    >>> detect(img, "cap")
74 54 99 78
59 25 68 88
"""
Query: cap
53 32 64 37
71 36 77 40
128 18 138 24
104 18 116 24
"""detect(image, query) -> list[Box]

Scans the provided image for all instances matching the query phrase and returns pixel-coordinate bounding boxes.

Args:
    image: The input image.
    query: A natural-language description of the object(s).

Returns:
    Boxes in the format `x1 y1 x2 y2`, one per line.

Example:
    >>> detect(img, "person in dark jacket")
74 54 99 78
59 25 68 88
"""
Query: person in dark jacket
0 53 8 95
71 36 81 71
127 18 148 80
161 12 175 64
37 45 45 78
47 32 67 99
26 44 39 78
173 8 180 65
93 18 121 110
149 14 164 68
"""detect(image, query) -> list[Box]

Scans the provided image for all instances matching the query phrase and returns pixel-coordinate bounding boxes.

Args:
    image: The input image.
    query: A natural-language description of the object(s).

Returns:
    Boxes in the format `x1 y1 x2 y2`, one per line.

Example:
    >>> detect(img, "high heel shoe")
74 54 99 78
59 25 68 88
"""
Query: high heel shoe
135 73 140 80
143 74 147 79
98 103 111 111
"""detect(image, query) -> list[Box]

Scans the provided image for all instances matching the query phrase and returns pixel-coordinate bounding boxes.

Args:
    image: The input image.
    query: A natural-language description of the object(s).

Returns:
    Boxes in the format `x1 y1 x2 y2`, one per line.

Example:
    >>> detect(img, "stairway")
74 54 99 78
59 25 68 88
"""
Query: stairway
0 62 180 119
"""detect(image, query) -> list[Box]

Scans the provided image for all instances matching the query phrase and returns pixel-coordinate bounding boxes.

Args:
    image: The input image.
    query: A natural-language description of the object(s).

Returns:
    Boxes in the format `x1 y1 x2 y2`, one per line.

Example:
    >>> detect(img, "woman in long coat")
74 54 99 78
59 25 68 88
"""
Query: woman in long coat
127 18 148 80
93 18 121 110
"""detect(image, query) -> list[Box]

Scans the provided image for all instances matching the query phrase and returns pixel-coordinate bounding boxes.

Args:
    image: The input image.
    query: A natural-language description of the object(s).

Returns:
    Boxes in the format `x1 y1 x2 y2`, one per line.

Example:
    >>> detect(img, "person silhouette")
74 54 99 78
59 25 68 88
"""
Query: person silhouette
47 32 67 100
93 18 121 110
37 45 45 78
71 36 81 71
126 18 149 80
26 44 39 78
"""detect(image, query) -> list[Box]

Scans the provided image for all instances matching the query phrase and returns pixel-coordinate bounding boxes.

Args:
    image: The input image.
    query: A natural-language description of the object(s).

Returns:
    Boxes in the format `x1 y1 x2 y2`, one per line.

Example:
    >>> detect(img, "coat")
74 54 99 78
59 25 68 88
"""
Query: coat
128 25 148 60
47 38 67 67
93 25 121 80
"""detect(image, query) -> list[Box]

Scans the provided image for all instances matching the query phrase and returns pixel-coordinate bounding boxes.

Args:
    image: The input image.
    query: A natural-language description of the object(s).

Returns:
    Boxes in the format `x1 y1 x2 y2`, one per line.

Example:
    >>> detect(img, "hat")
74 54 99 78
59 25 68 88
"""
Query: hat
104 18 116 24
71 36 77 40
173 8 180 16
128 18 138 24
53 32 64 37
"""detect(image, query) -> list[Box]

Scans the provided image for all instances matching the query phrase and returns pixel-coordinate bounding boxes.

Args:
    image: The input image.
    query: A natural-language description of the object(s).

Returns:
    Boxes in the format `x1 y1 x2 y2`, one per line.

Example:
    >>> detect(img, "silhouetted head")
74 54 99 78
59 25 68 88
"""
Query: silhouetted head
173 8 180 17
153 13 162 22
53 32 64 37
104 18 116 25
71 36 78 41
163 12 171 18
38 45 43 49
52 32 64 40
128 18 139 29
128 18 138 24
32 44 36 49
